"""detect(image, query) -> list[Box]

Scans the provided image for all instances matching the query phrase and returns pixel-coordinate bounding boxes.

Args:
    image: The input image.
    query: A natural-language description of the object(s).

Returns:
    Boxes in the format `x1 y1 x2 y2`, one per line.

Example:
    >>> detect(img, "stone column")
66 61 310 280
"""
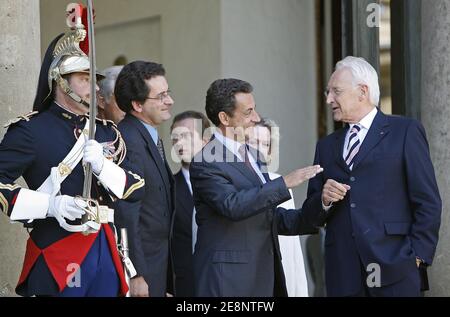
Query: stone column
421 0 450 297
0 0 40 296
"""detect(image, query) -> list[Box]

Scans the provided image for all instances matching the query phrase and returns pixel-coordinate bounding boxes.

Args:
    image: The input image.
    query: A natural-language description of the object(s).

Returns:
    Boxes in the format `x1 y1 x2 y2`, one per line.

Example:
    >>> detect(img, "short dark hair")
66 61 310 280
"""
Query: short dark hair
205 78 253 126
170 110 211 136
114 61 166 113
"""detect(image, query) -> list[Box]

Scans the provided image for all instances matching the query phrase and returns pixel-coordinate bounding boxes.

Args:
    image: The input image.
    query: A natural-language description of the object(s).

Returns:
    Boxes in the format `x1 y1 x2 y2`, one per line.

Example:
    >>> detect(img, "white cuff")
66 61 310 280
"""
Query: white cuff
10 189 50 221
96 158 126 199
322 199 333 212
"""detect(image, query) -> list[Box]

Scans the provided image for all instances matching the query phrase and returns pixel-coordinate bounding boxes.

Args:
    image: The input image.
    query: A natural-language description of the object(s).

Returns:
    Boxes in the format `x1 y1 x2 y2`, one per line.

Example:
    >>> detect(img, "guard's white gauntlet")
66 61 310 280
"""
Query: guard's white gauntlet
47 195 86 221
83 139 105 175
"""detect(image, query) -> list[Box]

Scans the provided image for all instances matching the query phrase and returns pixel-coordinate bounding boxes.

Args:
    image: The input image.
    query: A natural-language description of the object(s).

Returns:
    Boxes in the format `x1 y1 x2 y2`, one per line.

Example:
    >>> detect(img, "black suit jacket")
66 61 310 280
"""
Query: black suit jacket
172 170 195 297
189 136 318 297
115 114 175 297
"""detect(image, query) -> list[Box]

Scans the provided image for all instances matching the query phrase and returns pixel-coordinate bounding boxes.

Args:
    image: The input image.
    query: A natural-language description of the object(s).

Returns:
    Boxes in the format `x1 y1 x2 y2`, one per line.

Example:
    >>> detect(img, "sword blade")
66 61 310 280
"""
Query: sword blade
82 0 97 200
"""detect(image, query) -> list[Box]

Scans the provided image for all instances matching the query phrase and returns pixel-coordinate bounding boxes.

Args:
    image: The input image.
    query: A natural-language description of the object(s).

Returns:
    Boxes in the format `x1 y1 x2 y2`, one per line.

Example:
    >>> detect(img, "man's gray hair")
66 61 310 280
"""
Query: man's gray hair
98 65 124 103
256 118 280 151
335 56 380 107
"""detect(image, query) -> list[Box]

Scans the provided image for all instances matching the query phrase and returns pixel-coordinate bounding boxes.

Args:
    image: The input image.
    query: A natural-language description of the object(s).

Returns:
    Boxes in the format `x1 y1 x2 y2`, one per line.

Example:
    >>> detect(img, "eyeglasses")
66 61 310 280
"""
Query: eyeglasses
324 87 345 98
324 85 359 98
146 90 172 103
170 131 192 143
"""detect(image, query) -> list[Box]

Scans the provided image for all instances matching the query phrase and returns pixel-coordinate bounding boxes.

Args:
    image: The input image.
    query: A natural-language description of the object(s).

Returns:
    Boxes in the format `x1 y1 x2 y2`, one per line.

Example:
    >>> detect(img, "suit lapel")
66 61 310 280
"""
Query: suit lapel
352 111 390 171
248 145 270 183
229 160 262 186
211 138 262 186
175 171 194 213
128 115 172 195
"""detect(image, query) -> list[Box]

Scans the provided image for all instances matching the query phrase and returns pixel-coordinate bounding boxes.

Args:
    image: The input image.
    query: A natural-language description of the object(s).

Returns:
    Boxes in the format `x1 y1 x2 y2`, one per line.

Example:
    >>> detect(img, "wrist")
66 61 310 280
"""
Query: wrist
416 257 425 266
94 157 105 175
282 176 292 189
322 197 331 207
321 197 333 211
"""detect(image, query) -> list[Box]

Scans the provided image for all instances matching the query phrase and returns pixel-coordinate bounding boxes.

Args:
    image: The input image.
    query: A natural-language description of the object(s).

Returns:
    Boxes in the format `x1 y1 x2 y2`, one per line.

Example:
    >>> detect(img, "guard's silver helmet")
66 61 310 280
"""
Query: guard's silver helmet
47 5 104 106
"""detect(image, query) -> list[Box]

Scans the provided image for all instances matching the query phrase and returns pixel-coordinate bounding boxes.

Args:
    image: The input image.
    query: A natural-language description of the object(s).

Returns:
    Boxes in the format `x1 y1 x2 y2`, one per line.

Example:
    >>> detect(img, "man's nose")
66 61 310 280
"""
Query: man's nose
252 111 261 122
172 140 182 151
326 92 334 105
165 95 174 105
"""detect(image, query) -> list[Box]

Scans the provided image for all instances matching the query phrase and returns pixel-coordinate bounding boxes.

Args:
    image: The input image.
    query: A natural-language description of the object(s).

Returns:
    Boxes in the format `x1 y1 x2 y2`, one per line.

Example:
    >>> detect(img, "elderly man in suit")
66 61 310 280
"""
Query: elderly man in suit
190 78 323 297
302 56 442 297
97 65 125 124
114 61 175 297
170 110 211 296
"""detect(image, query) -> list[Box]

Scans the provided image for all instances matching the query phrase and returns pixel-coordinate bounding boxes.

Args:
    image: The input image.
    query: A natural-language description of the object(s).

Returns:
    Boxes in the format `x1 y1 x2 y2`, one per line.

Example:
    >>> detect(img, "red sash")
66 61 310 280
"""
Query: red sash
17 225 128 296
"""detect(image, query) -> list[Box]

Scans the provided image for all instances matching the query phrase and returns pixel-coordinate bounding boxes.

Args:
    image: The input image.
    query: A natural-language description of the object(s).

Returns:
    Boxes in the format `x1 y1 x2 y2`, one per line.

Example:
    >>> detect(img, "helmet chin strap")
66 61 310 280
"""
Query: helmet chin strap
55 74 90 108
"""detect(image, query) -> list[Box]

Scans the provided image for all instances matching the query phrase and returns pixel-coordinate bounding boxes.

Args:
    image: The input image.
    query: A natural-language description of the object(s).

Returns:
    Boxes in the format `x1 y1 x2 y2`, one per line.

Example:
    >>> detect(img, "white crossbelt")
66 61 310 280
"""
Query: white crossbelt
37 120 89 194
36 119 114 232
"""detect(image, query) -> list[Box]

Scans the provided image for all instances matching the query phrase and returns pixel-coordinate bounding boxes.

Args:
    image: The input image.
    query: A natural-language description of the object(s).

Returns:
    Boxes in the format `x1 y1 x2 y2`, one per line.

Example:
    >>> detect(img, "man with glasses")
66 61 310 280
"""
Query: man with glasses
302 56 441 296
114 61 175 297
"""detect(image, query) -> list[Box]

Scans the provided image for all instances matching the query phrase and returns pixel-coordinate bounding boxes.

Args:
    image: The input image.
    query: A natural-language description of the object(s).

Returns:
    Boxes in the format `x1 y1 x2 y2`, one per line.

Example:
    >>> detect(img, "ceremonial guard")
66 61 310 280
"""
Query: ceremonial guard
0 3 144 296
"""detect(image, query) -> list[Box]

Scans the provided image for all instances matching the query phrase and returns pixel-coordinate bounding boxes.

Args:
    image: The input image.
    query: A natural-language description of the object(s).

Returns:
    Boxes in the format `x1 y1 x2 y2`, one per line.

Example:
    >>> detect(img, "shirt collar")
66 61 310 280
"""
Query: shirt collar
350 107 378 131
214 131 245 160
139 120 159 145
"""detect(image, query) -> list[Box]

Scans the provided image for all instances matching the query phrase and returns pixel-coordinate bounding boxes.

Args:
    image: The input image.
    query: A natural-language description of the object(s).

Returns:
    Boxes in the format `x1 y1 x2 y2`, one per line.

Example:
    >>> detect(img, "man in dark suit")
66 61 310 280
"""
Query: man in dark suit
170 111 211 297
302 56 442 297
189 78 323 297
114 61 175 297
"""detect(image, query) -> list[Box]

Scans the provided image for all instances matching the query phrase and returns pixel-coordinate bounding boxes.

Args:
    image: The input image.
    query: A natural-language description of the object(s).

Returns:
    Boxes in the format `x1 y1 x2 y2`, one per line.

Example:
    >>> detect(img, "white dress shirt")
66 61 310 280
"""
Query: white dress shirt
181 167 197 254
342 107 378 159
213 131 266 184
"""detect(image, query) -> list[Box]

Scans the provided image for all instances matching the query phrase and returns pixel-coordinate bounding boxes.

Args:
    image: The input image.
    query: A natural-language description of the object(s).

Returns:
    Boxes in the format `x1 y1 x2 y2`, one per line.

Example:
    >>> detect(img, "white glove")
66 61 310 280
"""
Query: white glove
47 195 87 221
83 139 105 175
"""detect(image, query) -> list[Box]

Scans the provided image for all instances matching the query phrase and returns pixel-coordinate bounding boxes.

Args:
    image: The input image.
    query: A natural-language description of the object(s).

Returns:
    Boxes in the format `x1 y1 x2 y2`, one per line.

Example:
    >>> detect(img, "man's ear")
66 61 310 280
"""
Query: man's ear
359 84 369 100
131 100 143 113
97 95 105 110
218 111 229 127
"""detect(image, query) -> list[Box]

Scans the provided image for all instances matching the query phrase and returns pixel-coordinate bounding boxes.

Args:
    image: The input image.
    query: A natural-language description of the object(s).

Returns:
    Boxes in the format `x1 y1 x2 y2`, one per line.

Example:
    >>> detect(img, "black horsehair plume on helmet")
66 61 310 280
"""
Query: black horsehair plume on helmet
33 33 64 112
